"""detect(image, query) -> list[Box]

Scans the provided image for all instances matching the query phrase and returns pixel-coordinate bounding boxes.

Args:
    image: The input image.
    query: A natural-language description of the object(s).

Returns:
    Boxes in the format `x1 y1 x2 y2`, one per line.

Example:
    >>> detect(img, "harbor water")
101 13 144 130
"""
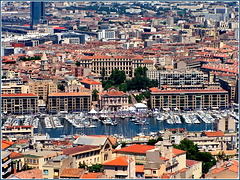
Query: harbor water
34 116 213 138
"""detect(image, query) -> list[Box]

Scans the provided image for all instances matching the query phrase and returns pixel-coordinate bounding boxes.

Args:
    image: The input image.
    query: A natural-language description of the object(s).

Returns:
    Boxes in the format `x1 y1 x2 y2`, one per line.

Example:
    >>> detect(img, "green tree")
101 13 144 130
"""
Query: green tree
58 84 65 91
101 67 106 80
92 89 99 101
173 139 216 174
76 61 81 67
128 95 132 104
88 164 103 172
79 162 86 169
121 142 126 148
147 136 163 145
109 68 126 85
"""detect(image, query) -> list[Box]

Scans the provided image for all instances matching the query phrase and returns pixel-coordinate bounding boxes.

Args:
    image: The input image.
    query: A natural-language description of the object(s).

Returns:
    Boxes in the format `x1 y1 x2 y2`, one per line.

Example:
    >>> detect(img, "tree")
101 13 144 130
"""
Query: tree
92 89 99 101
173 139 216 174
128 95 132 104
121 142 126 148
109 68 126 85
79 162 86 169
147 136 163 145
58 84 65 91
76 61 81 67
101 67 105 80
88 164 103 172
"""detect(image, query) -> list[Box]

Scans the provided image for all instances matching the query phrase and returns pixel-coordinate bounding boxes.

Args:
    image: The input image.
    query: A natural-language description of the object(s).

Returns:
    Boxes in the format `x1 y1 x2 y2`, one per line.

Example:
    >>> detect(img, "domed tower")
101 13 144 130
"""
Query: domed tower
41 51 49 71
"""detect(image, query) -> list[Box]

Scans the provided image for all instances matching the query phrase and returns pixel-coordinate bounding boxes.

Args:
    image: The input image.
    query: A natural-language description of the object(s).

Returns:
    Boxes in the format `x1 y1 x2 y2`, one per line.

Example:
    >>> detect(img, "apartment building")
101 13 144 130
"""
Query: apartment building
103 156 136 179
2 151 12 178
1 84 29 94
22 150 63 170
80 55 150 77
47 92 91 113
1 125 34 138
80 78 103 92
42 155 75 179
28 80 58 103
1 93 39 114
147 69 208 89
150 88 228 110
72 136 113 165
99 87 128 111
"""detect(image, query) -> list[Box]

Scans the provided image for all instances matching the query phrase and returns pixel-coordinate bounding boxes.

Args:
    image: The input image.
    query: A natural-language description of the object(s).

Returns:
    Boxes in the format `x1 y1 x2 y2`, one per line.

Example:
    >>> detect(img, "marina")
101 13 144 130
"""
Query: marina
2 109 238 138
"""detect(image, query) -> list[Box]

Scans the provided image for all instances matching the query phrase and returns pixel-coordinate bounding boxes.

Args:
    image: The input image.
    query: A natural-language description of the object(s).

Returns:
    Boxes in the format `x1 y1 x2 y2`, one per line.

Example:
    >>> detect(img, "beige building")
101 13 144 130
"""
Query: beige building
79 55 152 77
1 84 29 94
47 92 91 113
1 93 38 114
99 87 128 111
28 80 58 103
42 155 75 179
150 88 229 110
205 160 238 179
70 136 113 166
22 150 63 170
1 125 34 139
103 156 135 179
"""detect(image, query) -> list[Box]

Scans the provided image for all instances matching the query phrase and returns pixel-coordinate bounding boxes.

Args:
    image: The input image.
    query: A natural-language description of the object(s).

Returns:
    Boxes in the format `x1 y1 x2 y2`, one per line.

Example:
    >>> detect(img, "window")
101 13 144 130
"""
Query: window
115 167 118 171
153 170 156 175
43 170 48 175
146 170 149 175
123 167 126 171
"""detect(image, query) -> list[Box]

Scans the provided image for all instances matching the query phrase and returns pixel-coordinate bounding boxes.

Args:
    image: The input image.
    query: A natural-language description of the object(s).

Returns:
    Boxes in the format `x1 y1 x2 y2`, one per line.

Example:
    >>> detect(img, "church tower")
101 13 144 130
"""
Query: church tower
41 51 49 71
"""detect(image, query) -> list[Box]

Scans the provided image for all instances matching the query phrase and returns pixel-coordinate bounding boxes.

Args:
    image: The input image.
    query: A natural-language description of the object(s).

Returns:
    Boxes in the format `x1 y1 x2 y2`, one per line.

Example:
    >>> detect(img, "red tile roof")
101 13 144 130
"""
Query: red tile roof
103 156 133 166
8 169 43 179
173 148 186 156
2 93 38 97
150 88 228 94
116 144 155 154
10 151 23 159
62 145 99 155
60 168 83 178
186 159 201 167
81 172 103 179
1 140 14 150
49 92 90 96
135 165 144 173
102 91 126 96
160 156 169 161
205 131 224 137
180 168 187 173
80 79 102 85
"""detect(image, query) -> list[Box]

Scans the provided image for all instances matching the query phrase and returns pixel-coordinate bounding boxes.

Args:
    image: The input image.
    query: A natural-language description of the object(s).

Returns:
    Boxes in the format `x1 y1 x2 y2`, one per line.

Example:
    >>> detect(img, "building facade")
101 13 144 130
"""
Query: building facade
28 80 58 103
150 88 228 110
147 69 208 89
47 92 91 113
99 87 128 111
80 55 151 77
1 93 39 114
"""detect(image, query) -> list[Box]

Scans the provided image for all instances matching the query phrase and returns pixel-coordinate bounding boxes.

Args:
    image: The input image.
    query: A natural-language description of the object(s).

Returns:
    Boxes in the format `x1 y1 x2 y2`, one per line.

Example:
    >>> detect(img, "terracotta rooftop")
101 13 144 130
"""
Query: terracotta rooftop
186 159 201 167
135 165 144 173
7 168 43 179
173 148 186 156
103 156 133 166
60 168 83 178
49 92 90 96
1 140 14 150
10 151 24 159
205 131 224 137
62 145 99 155
2 93 38 97
81 172 103 179
116 144 155 154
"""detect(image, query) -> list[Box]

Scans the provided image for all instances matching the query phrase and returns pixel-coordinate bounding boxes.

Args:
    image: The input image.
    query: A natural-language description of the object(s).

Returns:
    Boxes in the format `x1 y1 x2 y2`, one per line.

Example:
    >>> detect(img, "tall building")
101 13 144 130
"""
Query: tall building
30 2 45 28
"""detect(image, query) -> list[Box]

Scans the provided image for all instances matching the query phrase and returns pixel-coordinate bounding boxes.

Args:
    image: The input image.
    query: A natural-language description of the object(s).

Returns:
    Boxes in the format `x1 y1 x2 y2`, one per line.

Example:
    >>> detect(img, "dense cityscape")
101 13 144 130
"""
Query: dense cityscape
1 1 239 179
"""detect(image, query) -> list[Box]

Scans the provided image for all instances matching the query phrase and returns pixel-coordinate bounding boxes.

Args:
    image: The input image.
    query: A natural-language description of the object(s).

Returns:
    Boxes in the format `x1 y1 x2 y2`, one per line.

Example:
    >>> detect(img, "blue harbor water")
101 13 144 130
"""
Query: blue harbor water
34 117 213 138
